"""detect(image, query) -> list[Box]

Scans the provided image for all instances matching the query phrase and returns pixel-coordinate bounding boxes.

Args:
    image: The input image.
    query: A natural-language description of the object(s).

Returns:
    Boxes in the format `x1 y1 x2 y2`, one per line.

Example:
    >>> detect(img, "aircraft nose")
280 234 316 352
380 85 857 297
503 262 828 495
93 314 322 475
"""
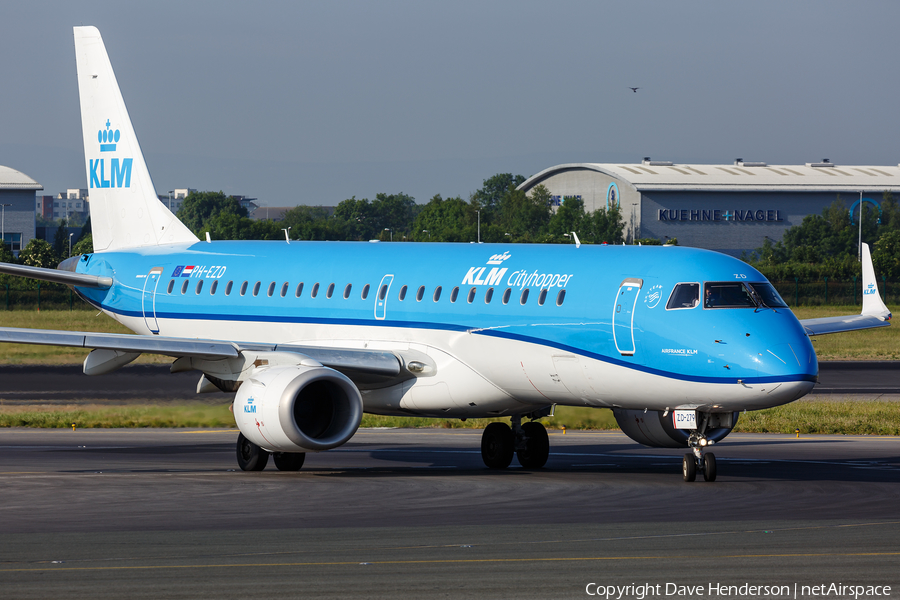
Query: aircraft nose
759 342 818 381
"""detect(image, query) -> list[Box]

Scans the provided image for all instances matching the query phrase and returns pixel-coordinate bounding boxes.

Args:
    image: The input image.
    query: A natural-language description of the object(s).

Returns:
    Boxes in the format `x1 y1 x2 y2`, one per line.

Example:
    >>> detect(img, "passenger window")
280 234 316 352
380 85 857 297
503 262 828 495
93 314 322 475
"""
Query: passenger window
485 288 493 304
210 280 218 295
311 283 319 298
225 280 233 296
556 289 566 306
295 282 304 297
181 280 189 294
666 283 699 310
467 287 476 303
195 280 203 294
167 280 175 294
267 282 276 297
433 286 442 302
326 283 335 299
520 289 529 305
398 285 408 301
378 284 388 300
280 282 288 297
361 284 370 300
538 288 548 306
343 284 352 299
416 286 425 302
240 281 248 296
502 288 511 305
253 281 261 297
450 286 459 303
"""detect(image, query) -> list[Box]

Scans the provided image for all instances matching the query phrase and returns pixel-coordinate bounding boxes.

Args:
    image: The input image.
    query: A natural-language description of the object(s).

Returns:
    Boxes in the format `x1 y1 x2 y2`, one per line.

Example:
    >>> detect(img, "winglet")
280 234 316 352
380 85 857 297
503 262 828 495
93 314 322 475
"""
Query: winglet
861 243 891 321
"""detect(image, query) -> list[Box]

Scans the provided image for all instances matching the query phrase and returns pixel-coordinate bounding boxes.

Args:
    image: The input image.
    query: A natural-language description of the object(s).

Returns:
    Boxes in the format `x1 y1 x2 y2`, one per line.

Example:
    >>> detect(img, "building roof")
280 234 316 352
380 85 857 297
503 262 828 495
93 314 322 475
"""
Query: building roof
0 165 43 191
518 161 900 193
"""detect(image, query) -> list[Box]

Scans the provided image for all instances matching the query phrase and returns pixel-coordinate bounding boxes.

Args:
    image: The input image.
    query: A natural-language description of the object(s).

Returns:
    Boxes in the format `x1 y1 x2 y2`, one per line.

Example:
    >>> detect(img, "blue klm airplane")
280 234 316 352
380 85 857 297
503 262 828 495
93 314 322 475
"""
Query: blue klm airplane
0 27 892 481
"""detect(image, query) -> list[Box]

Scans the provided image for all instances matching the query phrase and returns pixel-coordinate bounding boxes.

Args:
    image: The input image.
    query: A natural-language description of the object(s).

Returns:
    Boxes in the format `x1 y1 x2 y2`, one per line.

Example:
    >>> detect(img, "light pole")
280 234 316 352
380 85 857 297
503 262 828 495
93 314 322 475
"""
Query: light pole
68 232 74 257
0 203 11 250
384 228 392 242
422 229 430 240
168 191 173 212
476 210 481 243
858 190 863 262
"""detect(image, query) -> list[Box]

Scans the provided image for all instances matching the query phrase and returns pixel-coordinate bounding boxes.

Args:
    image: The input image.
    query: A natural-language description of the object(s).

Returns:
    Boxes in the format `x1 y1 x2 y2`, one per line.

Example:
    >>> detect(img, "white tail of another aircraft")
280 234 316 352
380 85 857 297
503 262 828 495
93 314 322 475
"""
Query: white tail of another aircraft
73 26 197 252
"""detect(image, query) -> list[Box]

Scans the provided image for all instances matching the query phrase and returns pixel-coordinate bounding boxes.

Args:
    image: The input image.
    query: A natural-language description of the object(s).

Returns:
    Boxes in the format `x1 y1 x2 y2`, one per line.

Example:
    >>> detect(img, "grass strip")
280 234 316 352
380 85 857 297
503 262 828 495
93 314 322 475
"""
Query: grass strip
1 402 898 435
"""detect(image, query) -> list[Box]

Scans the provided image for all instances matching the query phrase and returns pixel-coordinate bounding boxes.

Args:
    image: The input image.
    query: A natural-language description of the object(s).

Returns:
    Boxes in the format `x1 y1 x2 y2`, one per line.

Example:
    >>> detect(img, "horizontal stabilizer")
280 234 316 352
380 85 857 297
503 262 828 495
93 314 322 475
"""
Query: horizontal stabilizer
0 262 112 288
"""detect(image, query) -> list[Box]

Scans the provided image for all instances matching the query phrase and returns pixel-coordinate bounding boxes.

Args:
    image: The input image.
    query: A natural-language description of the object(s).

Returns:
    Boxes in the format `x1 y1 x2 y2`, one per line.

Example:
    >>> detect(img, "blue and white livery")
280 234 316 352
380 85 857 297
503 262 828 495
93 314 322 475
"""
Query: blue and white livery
0 27 892 480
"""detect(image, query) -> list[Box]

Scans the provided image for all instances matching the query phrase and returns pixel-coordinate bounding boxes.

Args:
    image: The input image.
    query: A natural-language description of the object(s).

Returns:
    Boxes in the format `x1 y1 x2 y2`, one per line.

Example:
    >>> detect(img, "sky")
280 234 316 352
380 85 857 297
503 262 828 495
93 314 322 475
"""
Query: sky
2 1 899 208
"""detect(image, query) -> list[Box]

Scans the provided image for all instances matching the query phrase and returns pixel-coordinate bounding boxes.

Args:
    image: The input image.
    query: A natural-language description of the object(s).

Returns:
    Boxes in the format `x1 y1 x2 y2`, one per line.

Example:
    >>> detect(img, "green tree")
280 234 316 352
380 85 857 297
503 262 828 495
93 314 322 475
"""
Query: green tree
411 195 475 241
873 230 900 280
583 204 624 245
53 218 70 259
19 239 59 270
72 233 93 256
471 173 526 222
333 197 375 240
548 191 585 242
176 191 248 235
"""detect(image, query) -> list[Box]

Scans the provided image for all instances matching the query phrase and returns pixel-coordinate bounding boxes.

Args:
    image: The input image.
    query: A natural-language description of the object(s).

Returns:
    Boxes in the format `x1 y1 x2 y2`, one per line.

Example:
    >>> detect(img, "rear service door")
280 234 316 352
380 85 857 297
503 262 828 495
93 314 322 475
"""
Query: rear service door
142 267 163 334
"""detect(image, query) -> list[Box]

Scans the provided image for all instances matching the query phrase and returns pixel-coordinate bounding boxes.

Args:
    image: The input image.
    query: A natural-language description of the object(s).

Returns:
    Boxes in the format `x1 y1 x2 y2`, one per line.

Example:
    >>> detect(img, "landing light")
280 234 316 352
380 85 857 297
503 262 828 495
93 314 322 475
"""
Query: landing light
699 438 708 447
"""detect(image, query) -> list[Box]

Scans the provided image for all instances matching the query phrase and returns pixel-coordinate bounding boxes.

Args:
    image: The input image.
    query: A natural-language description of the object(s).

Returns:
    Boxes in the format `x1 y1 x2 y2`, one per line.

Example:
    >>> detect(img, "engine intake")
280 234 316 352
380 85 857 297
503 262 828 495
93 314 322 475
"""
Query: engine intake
234 365 363 453
613 409 739 448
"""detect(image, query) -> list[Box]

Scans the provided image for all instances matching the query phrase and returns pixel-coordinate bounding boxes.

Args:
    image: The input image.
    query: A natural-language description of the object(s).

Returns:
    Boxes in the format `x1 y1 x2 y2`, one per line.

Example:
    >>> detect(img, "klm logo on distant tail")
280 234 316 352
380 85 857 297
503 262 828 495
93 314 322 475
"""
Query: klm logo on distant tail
864 283 878 296
89 119 132 189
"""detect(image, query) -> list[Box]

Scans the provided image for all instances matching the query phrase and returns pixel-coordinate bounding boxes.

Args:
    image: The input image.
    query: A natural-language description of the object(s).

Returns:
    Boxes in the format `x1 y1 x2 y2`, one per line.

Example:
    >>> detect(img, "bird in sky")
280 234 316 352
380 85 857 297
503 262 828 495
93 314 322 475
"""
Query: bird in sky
629 87 640 93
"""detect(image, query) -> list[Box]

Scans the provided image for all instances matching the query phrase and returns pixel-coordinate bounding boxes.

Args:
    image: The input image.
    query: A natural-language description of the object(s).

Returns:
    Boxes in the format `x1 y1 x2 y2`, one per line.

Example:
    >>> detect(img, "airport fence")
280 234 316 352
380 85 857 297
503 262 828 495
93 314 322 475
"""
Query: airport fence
770 278 899 307
0 279 898 311
1 283 87 311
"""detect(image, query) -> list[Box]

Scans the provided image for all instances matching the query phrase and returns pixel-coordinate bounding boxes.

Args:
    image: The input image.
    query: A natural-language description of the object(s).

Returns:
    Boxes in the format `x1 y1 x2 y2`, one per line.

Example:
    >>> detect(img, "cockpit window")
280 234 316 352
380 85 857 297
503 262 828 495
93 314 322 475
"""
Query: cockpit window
666 283 699 310
704 282 756 309
747 282 789 308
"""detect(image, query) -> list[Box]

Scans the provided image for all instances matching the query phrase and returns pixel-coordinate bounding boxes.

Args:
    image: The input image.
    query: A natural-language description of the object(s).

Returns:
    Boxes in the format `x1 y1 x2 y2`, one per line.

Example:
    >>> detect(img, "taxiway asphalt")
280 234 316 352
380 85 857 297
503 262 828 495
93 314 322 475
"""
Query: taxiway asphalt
1 428 898 599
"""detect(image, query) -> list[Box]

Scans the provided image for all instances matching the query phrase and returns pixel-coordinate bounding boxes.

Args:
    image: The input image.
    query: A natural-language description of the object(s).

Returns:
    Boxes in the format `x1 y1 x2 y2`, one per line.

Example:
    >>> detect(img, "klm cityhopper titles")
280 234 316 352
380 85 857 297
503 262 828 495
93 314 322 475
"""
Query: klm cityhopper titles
0 26 891 482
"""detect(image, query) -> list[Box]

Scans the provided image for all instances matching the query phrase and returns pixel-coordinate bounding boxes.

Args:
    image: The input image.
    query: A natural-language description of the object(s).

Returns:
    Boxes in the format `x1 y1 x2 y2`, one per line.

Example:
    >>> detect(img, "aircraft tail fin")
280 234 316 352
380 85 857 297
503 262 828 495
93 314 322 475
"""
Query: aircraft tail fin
861 243 892 320
73 26 198 252
800 243 891 336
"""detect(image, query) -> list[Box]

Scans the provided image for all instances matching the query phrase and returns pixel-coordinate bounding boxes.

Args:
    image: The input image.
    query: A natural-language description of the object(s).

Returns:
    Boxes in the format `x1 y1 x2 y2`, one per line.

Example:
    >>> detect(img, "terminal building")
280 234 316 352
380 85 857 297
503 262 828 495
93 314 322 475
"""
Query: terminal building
518 159 900 256
0 165 42 254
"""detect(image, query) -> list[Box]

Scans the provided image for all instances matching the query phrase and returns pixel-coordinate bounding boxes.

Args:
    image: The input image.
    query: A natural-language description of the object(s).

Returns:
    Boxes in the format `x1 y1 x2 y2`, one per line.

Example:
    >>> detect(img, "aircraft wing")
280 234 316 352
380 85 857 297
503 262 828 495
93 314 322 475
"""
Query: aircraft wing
798 244 892 336
0 326 403 382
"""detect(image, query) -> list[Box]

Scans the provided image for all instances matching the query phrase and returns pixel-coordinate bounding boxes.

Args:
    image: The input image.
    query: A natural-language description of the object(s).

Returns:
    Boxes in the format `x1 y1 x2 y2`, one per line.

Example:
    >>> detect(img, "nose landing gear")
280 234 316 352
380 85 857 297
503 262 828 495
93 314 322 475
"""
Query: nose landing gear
683 430 716 482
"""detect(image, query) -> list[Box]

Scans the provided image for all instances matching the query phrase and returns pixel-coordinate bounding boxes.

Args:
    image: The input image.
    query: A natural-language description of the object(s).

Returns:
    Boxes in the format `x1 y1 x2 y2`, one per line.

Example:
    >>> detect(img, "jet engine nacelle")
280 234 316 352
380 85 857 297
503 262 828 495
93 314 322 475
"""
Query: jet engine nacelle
612 409 740 448
234 365 363 453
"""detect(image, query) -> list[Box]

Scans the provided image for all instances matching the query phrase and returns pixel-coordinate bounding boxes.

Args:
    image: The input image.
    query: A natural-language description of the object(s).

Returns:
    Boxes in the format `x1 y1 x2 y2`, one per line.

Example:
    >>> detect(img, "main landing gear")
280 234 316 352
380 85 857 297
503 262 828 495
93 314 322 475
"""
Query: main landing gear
682 430 716 482
236 433 306 472
480 413 550 470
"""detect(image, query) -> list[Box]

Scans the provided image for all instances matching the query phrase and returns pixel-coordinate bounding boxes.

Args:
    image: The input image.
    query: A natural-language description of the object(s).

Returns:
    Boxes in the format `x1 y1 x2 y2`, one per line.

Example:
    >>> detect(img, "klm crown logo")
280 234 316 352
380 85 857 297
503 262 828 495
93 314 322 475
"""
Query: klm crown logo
487 251 511 265
89 118 132 189
98 119 120 152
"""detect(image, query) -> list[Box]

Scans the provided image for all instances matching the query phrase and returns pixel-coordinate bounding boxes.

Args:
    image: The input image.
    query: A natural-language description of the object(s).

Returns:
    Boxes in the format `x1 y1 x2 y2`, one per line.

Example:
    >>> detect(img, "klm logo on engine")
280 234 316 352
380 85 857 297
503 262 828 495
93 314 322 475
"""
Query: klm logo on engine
244 397 257 413
89 119 133 189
